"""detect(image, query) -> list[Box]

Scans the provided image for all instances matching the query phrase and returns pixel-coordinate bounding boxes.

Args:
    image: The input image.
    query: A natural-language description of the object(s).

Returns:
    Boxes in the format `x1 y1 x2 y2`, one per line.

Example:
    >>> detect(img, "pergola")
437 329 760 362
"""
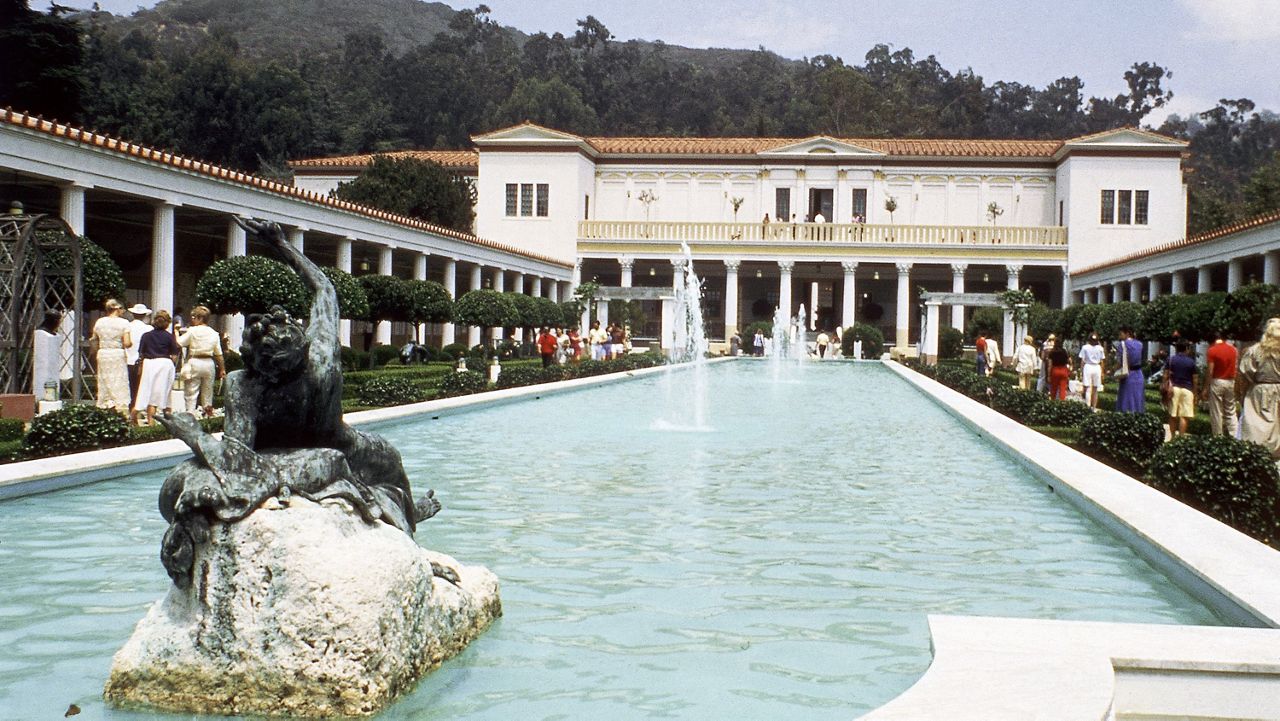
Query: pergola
919 291 1006 363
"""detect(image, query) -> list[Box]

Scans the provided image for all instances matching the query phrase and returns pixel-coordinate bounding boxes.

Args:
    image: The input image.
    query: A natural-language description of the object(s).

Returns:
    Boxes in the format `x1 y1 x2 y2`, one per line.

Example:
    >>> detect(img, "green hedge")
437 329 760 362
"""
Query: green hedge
22 405 129 456
1024 399 1094 427
436 370 488 397
843 323 884 359
356 376 426 406
1146 435 1280 545
1077 411 1165 477
0 418 25 442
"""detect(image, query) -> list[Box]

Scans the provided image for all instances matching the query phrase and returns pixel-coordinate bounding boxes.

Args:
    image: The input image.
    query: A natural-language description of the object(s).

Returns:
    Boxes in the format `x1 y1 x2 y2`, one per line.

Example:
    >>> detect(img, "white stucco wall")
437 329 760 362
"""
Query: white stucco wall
1057 155 1186 272
293 174 349 196
475 151 586 264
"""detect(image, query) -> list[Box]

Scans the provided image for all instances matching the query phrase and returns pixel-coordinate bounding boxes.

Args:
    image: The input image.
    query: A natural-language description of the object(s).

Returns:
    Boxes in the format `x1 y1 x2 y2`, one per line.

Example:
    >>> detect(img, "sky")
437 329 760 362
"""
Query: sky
62 0 1280 123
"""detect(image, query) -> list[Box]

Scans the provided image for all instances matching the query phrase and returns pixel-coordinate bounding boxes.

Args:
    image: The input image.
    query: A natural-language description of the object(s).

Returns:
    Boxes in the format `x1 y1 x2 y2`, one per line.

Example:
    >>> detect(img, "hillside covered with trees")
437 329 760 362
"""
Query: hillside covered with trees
3 0 1279 236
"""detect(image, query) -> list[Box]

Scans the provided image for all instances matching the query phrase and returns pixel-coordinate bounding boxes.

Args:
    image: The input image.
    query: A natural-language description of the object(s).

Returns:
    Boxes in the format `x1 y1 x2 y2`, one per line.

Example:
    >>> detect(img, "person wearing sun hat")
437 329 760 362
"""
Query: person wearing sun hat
125 302 153 416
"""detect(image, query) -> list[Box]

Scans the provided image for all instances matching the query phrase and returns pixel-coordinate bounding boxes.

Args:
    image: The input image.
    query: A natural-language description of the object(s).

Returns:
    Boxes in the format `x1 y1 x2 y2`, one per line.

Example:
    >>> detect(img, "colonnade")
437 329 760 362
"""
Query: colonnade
1073 249 1280 306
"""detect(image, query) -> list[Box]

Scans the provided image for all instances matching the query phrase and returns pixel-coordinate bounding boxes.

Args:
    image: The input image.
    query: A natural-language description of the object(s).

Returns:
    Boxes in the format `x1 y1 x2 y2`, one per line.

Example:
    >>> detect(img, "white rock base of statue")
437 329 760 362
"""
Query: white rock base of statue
104 496 501 718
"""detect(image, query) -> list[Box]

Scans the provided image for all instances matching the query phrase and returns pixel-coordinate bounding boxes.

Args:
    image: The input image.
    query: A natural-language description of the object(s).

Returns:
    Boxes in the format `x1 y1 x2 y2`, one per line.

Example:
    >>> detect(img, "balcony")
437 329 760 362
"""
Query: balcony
578 220 1067 247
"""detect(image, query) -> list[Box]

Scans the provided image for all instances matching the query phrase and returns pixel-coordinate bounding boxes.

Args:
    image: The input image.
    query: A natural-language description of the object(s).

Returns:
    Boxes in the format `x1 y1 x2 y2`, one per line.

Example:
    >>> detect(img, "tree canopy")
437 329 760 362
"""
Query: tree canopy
453 289 520 329
195 255 307 316
333 155 476 232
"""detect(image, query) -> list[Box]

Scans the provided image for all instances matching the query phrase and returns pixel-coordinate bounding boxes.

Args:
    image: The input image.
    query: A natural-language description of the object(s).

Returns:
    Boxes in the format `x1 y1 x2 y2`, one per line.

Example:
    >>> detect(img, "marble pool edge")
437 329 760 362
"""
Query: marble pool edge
0 357 734 499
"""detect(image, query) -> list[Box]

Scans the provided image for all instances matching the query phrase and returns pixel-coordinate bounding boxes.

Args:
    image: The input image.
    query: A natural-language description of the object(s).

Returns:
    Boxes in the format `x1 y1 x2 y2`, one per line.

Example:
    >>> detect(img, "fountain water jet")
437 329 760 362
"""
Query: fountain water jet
656 243 710 431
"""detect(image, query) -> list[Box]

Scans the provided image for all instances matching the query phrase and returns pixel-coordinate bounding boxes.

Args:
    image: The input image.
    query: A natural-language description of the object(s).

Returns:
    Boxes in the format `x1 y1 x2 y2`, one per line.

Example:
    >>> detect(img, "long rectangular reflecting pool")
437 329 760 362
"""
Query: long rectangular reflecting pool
0 361 1221 720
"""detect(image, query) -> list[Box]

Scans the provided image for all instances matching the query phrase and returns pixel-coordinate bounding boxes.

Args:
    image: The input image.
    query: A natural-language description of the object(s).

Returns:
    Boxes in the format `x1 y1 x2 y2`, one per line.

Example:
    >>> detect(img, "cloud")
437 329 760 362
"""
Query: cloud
1178 0 1280 42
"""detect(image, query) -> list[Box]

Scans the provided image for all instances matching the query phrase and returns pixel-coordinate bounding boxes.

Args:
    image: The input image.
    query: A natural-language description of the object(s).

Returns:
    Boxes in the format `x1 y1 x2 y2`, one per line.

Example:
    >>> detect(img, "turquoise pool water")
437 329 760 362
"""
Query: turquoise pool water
0 361 1220 720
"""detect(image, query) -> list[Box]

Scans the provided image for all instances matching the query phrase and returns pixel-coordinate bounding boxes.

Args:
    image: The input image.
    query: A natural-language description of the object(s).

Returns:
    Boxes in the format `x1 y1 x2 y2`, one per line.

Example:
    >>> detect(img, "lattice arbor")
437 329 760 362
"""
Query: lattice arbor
0 208 87 400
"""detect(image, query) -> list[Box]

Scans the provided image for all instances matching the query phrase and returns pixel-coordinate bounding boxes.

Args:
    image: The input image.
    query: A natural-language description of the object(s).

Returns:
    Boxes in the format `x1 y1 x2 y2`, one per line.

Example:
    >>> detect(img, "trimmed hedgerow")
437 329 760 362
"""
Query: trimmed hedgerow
1145 435 1280 545
1023 399 1094 428
23 404 129 456
356 376 426 407
436 370 488 397
0 418 25 442
1078 411 1165 477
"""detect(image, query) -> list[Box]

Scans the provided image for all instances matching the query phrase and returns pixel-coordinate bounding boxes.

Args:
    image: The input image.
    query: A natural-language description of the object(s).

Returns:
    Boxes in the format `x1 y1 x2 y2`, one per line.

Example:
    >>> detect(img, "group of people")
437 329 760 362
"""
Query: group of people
91 300 227 425
1001 320 1280 460
587 320 630 361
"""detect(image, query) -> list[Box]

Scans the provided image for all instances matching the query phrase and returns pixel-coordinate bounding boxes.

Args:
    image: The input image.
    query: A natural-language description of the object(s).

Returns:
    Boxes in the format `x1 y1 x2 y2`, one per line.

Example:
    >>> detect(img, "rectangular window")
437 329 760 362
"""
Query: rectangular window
520 183 533 217
851 188 868 220
505 184 518 217
1134 190 1149 225
775 187 791 223
1117 190 1132 225
1100 190 1115 224
536 183 549 217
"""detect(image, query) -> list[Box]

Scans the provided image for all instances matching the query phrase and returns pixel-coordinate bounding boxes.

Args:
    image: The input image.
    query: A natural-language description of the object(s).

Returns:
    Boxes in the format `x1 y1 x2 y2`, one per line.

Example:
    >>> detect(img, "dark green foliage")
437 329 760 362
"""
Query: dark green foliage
966 307 1003 339
990 385 1045 422
1140 294 1183 343
1070 304 1104 342
1173 292 1227 343
334 155 475 232
358 274 414 323
939 326 964 360
22 404 129 456
495 366 543 389
224 349 244 372
356 375 425 406
1026 303 1061 343
0 418 25 442
1024 399 1094 428
1078 411 1165 477
1094 301 1145 343
843 323 884 358
196 255 307 316
1213 283 1280 341
340 346 370 372
540 366 569 383
1146 435 1280 545
453 289 520 330
558 300 583 328
440 342 469 361
436 369 487 397
320 266 370 321
495 339 522 359
743 321 773 340
506 292 540 329
1057 304 1084 341
370 344 400 367
59 235 128 312
0 1 83 122
407 279 453 325
536 297 567 328
464 355 488 373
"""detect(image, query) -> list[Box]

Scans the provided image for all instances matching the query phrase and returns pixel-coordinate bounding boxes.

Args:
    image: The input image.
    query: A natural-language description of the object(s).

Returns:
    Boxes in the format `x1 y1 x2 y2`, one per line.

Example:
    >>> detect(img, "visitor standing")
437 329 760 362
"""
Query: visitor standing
91 299 133 413
1116 327 1146 413
133 310 180 426
1048 342 1071 400
537 327 558 368
984 334 1002 375
1078 334 1106 409
1166 340 1198 438
177 305 225 418
1203 331 1239 437
1037 334 1056 393
1014 335 1038 390
610 323 625 359
1238 317 1280 459
975 333 988 376
753 329 765 357
125 302 152 406
816 329 830 359
568 327 582 363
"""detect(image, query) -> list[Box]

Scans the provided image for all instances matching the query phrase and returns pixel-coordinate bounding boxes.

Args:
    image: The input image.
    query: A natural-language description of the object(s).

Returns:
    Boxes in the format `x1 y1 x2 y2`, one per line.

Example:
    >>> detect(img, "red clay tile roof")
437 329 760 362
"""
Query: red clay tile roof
0 109 567 268
289 149 478 170
584 136 1065 158
1071 209 1280 277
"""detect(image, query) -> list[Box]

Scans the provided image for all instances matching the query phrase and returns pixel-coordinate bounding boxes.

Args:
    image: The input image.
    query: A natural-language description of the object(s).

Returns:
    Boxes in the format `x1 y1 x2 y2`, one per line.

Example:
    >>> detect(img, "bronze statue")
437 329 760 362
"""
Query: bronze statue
157 218 440 588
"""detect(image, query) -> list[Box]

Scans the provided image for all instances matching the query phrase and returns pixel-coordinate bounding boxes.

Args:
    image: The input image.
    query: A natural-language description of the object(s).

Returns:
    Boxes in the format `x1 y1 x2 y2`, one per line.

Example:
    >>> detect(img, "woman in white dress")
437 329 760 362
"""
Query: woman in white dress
1239 317 1280 459
91 299 132 412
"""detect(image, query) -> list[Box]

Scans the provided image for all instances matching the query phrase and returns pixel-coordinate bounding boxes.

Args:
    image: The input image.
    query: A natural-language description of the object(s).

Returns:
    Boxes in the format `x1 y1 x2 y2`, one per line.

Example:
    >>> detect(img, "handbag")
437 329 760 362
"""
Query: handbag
1112 341 1129 379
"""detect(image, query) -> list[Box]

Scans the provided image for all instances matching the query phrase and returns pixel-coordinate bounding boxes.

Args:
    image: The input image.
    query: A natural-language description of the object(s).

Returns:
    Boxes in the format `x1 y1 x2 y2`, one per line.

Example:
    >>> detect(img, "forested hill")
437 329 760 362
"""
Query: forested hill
3 1 1279 235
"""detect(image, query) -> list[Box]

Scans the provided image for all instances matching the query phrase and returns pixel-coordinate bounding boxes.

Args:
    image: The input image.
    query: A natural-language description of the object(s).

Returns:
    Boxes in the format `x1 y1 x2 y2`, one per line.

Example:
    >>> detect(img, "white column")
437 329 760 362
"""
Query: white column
492 268 505 341
60 183 86 236
440 258 457 346
532 277 544 297
1169 270 1185 295
619 256 634 287
287 226 305 252
950 263 967 329
560 281 571 304
376 245 393 345
413 254 429 342
1265 251 1280 287
511 271 525 295
778 260 794 320
1148 275 1160 302
1003 264 1021 358
1227 258 1244 291
924 301 941 362
841 261 858 329
1197 265 1212 293
468 265 482 347
1060 267 1072 309
724 258 741 340
1112 281 1126 303
150 202 176 313
336 237 353 347
672 257 686 290
895 261 912 349
224 218 248 344
1128 279 1141 303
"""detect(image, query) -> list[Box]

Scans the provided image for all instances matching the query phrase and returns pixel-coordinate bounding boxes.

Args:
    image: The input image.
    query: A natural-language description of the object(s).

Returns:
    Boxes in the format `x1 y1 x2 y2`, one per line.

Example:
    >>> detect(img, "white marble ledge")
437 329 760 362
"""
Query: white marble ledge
859 615 1280 721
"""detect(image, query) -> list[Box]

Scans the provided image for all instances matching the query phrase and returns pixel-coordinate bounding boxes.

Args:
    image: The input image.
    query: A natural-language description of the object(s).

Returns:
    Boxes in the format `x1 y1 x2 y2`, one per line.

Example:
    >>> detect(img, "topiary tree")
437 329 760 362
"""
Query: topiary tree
1140 294 1186 343
1145 435 1280 545
559 299 583 328
453 289 520 341
966 307 1003 339
1070 304 1104 342
196 255 307 316
505 292 540 332
1172 291 1227 343
40 233 128 311
1214 283 1280 341
1026 302 1061 343
939 326 964 359
357 274 414 324
406 279 453 329
1057 303 1084 341
842 322 884 358
535 297 567 328
320 266 370 321
1095 301 1145 342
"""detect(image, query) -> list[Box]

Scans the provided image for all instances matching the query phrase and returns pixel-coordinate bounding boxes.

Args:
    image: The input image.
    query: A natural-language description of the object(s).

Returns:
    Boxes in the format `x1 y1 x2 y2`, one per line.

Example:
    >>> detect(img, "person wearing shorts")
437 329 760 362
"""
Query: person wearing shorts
1078 334 1105 409
1167 340 1199 438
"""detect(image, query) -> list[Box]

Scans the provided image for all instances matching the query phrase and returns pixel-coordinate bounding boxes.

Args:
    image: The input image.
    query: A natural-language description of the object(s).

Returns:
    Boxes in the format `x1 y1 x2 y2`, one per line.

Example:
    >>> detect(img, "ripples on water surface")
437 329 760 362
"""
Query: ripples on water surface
0 362 1221 720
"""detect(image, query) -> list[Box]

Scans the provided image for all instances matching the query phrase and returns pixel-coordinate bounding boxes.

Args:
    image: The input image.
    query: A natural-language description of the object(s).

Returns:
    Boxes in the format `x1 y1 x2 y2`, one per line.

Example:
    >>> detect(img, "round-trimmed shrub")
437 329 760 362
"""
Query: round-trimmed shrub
1024 399 1094 428
440 342 469 361
370 344 400 367
356 376 425 407
436 370 487 397
1145 435 1280 545
990 385 1045 422
1078 411 1165 477
939 326 964 360
197 255 307 316
321 266 371 321
454 289 520 331
23 404 129 456
1214 283 1280 341
339 346 369 372
843 323 884 359
358 274 414 324
407 279 453 325
495 366 544 389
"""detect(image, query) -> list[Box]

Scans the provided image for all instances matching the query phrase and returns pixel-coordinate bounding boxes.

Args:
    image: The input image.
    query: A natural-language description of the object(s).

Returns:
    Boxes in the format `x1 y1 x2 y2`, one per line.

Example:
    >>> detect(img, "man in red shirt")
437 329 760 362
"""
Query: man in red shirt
537 327 559 368
1202 330 1239 436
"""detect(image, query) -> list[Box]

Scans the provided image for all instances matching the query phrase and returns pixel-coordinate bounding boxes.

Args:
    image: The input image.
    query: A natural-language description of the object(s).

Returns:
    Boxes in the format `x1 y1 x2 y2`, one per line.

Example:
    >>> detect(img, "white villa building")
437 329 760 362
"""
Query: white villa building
294 123 1193 355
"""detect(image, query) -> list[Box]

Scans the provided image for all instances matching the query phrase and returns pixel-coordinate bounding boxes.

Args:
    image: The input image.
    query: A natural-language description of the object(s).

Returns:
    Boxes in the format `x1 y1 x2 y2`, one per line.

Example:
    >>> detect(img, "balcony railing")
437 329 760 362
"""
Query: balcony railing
579 220 1067 246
